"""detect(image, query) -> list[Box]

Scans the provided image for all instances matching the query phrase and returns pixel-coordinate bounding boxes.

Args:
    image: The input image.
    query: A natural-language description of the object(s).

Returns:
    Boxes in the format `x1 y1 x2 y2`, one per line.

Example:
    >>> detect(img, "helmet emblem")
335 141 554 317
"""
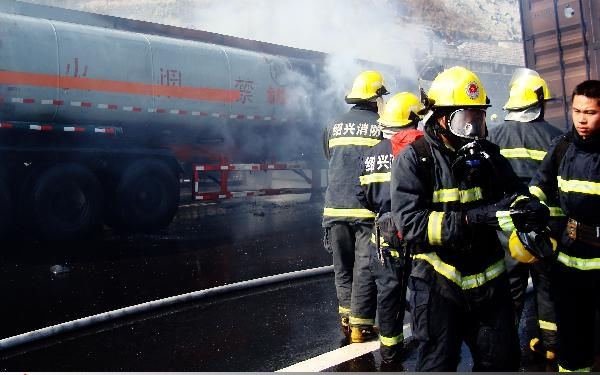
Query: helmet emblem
465 81 480 99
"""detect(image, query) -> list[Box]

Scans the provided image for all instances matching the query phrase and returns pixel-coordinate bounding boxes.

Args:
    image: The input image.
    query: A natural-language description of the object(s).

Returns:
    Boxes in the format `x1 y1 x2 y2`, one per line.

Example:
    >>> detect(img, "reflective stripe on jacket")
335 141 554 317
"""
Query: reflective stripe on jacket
323 104 381 226
488 120 563 183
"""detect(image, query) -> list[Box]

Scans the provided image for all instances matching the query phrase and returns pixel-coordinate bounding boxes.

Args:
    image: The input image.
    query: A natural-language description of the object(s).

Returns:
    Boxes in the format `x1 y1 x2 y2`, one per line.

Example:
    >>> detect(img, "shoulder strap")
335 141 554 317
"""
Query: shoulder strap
410 137 434 201
551 135 571 173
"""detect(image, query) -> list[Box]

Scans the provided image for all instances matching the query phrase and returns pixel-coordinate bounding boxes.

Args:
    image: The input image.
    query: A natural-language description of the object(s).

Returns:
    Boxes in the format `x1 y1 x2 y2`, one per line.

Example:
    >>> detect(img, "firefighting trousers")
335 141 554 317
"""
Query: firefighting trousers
499 231 557 350
325 223 376 325
409 261 520 371
553 263 600 372
369 244 405 362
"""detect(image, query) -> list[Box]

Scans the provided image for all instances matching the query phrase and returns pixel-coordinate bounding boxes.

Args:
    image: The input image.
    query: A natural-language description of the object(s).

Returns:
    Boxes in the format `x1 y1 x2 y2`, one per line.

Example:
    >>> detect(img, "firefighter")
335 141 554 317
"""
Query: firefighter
390 66 549 371
322 70 389 341
529 79 600 372
356 92 424 364
488 68 563 361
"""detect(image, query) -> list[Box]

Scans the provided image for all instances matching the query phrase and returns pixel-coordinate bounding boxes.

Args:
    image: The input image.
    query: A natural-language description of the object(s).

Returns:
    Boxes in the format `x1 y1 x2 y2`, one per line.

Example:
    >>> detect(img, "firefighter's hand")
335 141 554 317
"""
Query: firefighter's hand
377 213 402 249
463 194 516 227
464 206 496 226
510 198 550 233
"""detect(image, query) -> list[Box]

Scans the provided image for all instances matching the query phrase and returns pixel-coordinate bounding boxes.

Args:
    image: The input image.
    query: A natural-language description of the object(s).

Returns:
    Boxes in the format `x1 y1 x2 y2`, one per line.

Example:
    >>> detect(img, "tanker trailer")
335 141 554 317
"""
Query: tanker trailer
0 2 323 240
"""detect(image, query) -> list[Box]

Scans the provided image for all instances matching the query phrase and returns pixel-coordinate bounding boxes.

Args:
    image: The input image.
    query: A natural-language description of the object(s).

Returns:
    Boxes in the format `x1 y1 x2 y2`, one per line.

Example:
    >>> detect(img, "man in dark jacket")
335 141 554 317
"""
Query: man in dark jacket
356 92 423 365
529 80 600 372
390 66 549 371
488 69 563 361
323 70 388 342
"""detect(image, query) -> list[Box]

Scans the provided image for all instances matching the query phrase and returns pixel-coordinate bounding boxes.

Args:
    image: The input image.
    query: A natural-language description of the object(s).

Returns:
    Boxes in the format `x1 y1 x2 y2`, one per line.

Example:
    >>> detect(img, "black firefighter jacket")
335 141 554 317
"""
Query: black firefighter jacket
357 129 424 215
322 104 381 227
356 129 424 251
529 129 600 269
488 119 563 184
391 127 527 289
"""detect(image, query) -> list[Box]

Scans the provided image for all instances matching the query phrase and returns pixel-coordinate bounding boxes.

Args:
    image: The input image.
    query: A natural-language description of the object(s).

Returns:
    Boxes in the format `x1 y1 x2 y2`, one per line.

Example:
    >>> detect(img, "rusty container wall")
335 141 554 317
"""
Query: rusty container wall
519 0 600 130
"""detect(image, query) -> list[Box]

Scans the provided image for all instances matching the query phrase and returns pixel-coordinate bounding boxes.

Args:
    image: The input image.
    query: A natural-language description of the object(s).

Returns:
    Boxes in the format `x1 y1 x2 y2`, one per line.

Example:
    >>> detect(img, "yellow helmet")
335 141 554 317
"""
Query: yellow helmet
378 92 424 127
509 230 558 263
504 69 552 110
426 66 490 108
345 70 389 103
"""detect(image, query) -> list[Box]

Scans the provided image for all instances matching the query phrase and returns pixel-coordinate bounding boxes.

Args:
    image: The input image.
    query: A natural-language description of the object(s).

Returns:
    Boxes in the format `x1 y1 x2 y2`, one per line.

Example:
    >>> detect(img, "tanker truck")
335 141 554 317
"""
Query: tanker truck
0 1 334 240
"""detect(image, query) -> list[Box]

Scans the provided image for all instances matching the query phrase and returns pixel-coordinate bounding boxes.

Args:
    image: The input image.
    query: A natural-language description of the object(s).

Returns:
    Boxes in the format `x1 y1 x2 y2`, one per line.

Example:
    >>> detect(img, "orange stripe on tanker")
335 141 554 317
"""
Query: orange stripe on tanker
0 70 241 103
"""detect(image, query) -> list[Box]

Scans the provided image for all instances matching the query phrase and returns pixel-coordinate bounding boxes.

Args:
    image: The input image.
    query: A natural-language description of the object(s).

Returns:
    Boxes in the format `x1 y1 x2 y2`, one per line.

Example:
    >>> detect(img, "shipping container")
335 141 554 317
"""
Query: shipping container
519 0 600 130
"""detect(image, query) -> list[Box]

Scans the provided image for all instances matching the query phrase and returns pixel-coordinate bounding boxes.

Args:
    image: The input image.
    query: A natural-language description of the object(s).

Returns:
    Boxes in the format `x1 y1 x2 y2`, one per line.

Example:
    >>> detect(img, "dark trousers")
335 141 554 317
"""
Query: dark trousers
409 261 520 371
325 223 376 325
500 231 557 350
554 263 600 371
370 243 405 362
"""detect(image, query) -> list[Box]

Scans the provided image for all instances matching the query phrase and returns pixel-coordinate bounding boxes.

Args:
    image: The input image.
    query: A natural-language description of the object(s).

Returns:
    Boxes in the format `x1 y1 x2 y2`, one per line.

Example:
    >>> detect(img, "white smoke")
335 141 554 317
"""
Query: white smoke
192 0 430 122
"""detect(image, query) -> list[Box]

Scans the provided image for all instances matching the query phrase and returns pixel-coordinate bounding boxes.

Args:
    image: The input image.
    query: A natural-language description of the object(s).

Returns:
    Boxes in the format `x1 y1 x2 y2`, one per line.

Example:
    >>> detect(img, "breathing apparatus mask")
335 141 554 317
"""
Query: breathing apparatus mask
430 107 491 181
429 107 488 149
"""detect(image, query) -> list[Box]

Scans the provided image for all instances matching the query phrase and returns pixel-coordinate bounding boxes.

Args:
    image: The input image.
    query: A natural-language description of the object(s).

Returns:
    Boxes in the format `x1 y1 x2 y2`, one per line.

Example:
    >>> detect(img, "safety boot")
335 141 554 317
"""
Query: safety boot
340 316 350 335
350 325 377 343
529 337 557 361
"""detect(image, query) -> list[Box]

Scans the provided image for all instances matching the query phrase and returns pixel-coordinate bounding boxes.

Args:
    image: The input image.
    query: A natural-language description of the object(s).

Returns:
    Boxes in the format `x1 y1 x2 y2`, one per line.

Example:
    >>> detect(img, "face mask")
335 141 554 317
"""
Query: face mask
447 109 487 139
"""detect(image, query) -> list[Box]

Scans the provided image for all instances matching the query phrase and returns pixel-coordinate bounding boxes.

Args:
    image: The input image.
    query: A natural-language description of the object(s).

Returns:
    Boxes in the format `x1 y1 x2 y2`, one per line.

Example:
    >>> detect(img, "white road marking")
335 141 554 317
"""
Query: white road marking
276 323 412 372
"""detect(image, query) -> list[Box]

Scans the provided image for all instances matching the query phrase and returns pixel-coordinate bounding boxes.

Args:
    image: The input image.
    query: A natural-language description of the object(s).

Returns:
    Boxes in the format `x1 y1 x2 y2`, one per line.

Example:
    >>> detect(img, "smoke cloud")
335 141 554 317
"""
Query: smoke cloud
192 0 429 119
189 0 431 162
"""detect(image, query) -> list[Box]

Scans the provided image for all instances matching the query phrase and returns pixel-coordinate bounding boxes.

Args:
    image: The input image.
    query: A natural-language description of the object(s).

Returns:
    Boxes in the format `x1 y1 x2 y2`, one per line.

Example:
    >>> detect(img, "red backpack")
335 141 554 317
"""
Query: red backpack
390 128 424 157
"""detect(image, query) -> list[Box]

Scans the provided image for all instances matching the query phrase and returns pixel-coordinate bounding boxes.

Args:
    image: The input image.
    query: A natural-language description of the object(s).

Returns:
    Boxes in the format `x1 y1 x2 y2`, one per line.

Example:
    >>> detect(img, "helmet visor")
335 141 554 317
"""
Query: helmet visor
448 109 487 139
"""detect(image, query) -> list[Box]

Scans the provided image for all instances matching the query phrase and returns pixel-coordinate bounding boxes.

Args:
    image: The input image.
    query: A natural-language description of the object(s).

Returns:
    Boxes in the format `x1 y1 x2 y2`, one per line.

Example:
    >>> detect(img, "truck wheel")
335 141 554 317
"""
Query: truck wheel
0 177 12 240
114 159 179 232
29 163 103 240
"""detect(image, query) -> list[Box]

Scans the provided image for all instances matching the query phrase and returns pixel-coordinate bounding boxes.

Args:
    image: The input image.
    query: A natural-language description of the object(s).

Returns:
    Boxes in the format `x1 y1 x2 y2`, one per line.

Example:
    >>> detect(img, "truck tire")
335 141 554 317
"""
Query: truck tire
29 163 103 240
0 177 12 240
113 158 179 232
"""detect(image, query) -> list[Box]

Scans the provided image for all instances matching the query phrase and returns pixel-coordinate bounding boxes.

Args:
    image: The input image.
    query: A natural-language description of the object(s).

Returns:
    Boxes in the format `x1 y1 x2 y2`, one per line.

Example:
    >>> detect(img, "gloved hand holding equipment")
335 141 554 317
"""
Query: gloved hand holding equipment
377 212 402 249
509 197 550 233
509 228 557 263
463 193 517 226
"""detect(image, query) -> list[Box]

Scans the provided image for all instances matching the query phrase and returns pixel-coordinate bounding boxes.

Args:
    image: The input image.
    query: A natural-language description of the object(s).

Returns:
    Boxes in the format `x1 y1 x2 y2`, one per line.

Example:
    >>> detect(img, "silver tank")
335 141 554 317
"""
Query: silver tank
0 12 297 131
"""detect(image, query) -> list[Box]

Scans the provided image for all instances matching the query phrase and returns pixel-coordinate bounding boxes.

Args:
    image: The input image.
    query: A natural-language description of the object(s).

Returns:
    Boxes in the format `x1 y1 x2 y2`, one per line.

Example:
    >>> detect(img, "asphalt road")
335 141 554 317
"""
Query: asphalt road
0 193 583 371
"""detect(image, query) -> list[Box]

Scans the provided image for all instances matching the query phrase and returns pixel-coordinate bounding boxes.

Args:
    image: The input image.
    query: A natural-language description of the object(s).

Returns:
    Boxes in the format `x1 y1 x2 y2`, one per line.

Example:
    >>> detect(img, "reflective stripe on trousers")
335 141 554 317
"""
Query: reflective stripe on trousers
414 253 506 290
338 306 350 315
349 316 375 326
323 207 376 218
380 333 403 346
559 364 592 372
539 319 557 331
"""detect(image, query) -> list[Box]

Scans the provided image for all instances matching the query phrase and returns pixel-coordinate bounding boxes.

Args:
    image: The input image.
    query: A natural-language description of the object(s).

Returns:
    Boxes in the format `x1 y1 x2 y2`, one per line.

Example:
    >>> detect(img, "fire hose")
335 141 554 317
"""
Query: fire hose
0 265 333 351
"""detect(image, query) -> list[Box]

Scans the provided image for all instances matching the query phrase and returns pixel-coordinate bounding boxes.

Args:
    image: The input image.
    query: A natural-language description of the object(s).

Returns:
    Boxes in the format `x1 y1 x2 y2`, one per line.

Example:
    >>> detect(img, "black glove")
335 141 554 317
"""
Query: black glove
463 193 517 226
510 197 550 233
377 212 402 249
